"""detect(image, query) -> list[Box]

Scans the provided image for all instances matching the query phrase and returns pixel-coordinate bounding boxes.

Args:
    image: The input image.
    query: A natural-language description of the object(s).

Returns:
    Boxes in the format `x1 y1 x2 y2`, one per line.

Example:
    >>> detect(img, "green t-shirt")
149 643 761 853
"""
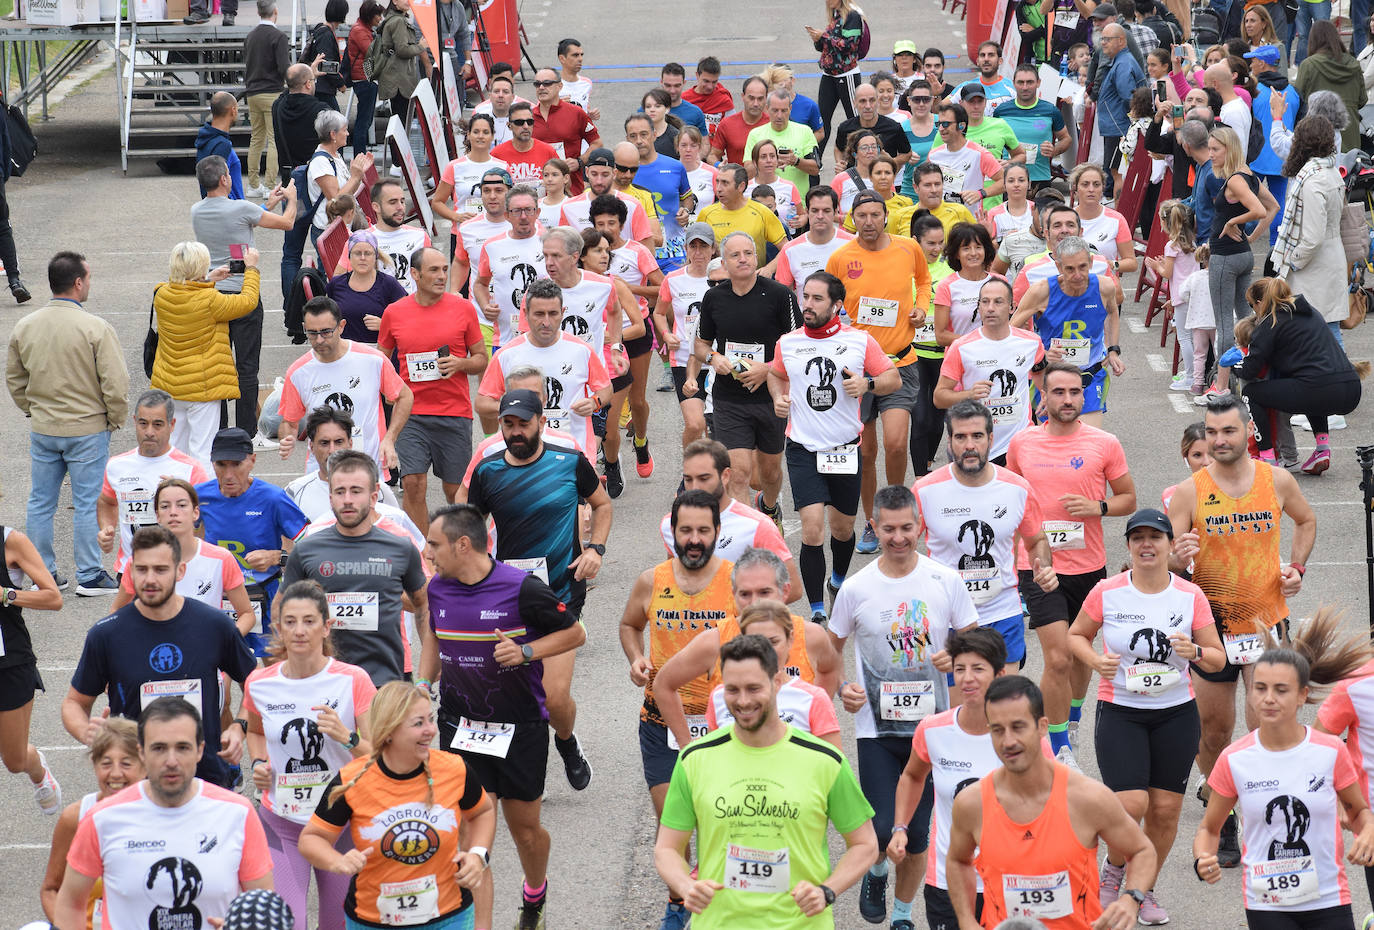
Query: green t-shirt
660 724 874 930
916 258 953 357
965 116 1020 209
744 121 821 194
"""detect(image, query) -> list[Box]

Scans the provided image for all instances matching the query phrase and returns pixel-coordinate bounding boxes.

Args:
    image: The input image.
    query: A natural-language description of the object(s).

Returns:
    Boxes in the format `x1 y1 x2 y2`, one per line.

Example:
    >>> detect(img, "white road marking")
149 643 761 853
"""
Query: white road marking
1147 354 1167 373
1168 395 1194 415
1127 319 1146 334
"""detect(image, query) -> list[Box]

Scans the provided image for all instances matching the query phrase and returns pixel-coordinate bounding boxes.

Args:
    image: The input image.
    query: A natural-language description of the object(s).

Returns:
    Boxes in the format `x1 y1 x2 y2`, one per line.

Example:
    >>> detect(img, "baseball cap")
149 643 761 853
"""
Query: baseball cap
850 189 888 212
685 221 715 246
499 389 544 421
961 83 987 100
893 40 918 56
1124 508 1174 539
583 147 614 169
1243 44 1281 65
210 428 255 462
480 166 514 188
1091 2 1117 17
222 890 294 930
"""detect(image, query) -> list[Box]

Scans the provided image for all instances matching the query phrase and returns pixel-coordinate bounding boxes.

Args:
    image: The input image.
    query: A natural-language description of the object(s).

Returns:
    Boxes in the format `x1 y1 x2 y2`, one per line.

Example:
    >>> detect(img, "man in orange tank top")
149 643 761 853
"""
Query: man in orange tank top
1165 394 1315 869
946 676 1156 930
618 488 737 930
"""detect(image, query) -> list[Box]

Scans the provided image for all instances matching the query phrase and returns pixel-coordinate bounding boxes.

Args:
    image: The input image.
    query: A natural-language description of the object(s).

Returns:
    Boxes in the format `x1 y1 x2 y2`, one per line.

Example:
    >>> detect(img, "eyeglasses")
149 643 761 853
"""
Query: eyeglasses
508 206 539 215
909 96 932 104
532 80 559 88
856 144 880 152
304 327 338 340
510 118 535 127
614 163 638 172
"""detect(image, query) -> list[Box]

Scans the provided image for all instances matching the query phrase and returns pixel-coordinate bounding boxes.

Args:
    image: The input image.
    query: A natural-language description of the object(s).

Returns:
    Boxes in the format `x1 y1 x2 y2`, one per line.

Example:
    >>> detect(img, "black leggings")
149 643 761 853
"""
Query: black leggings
1244 905 1355 930
1243 377 1361 450
911 354 945 477
817 72 861 158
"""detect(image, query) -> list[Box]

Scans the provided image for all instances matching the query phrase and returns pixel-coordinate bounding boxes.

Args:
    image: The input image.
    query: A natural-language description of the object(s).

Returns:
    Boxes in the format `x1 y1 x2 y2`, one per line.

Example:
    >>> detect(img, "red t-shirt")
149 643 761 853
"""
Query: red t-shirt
683 84 735 117
491 139 560 192
709 111 768 165
532 100 598 194
376 293 485 417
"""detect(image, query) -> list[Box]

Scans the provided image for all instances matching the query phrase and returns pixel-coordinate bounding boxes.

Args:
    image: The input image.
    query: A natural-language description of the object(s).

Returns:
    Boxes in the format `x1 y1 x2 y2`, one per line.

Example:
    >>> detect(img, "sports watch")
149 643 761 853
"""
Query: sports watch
585 542 606 557
345 730 360 749
521 644 535 664
1122 889 1146 908
819 885 836 907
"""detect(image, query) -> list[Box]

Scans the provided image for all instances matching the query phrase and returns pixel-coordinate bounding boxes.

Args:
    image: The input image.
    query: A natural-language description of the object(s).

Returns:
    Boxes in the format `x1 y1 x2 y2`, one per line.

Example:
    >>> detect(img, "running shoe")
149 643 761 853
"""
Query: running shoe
1137 890 1169 925
1169 374 1192 392
1067 719 1079 749
1301 448 1331 476
49 572 70 592
555 733 592 791
657 901 689 930
1099 860 1124 908
891 922 916 930
1218 812 1241 868
1360 913 1373 930
634 439 654 478
856 520 879 554
858 868 888 924
34 750 61 815
810 609 828 626
76 570 120 596
826 575 841 606
604 460 624 499
9 279 31 303
252 431 280 451
1055 745 1082 772
220 12 234 24
1193 384 1231 406
754 491 783 533
1290 414 1311 431
515 898 546 930
1331 414 1348 430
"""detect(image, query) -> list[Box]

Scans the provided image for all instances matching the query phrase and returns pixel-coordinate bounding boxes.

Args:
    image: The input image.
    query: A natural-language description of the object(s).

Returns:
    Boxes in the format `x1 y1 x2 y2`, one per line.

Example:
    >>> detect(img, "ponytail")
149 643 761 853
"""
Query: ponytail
1257 607 1371 700
328 755 376 806
1244 277 1295 328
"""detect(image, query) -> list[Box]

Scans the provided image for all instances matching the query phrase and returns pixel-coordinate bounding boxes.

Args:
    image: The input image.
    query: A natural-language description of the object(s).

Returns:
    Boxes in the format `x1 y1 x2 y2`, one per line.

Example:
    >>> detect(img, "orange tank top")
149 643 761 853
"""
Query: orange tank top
975 764 1101 930
642 560 735 723
1191 464 1287 634
708 614 817 688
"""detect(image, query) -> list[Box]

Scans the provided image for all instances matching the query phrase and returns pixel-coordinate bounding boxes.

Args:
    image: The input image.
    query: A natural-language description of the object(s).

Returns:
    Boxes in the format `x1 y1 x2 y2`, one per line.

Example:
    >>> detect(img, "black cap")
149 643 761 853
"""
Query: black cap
583 147 614 168
222 890 294 930
961 83 987 100
498 389 544 421
1091 1 1117 17
850 189 888 212
210 428 254 462
1124 508 1174 539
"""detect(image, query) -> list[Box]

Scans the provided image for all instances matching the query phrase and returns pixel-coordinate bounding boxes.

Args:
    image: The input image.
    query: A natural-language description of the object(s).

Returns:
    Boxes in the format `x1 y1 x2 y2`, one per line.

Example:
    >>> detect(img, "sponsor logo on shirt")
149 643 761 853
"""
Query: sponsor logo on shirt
939 757 976 770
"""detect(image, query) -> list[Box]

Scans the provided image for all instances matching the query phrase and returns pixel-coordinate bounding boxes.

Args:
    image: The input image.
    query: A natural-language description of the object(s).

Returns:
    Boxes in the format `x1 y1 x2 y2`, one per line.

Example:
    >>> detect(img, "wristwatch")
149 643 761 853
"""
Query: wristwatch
468 845 491 867
1099 500 1109 516
1122 889 1146 908
520 644 534 664
611 342 625 354
819 884 836 908
344 730 360 749
586 542 606 557
234 717 249 733
1107 344 1122 356
865 375 876 393
1 587 15 605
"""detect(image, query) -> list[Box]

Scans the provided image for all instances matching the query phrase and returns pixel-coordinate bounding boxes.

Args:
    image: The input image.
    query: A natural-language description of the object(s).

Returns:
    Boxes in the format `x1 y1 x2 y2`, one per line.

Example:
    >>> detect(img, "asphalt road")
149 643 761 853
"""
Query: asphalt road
1 1 1373 927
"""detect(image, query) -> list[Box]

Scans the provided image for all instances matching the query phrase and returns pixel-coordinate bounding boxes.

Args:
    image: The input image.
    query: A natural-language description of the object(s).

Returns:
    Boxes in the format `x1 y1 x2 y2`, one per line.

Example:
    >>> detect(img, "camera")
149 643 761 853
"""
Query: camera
228 259 246 274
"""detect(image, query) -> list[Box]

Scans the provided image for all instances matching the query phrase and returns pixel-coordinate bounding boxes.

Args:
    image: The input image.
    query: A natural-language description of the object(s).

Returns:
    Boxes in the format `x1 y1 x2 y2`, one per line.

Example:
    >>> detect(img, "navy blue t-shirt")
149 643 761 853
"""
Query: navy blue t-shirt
197 476 309 653
71 598 257 786
467 447 600 611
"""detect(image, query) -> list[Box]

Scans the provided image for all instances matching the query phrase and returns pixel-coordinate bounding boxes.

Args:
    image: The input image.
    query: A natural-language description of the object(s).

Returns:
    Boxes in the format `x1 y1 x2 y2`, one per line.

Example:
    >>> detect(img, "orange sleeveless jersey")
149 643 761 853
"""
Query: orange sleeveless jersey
642 560 735 724
1190 465 1287 634
975 764 1101 930
708 614 817 688
312 750 486 925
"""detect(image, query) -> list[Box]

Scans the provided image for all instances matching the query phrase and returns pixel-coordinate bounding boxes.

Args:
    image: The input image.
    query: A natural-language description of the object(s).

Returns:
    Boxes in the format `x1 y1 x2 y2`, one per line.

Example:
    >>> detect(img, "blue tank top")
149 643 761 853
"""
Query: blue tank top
1037 273 1108 369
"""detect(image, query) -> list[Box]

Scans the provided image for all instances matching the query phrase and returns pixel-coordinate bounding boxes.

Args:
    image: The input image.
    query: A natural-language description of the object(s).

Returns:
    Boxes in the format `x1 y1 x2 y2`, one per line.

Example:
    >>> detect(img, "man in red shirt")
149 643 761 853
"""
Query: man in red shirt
492 101 560 194
682 55 735 134
707 75 768 165
530 67 600 195
377 246 489 532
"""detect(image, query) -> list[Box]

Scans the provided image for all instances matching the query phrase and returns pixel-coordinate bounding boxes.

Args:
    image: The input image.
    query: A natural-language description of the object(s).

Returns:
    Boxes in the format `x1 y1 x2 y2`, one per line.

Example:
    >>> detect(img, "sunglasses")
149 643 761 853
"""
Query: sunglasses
532 80 559 87
937 120 956 128
510 118 535 127
909 96 932 104
614 163 638 172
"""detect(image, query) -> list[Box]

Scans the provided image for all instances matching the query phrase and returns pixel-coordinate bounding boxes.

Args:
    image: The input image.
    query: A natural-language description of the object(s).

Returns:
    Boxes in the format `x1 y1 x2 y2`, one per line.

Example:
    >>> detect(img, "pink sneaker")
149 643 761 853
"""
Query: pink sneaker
1137 890 1170 925
1301 447 1331 476
1099 860 1124 908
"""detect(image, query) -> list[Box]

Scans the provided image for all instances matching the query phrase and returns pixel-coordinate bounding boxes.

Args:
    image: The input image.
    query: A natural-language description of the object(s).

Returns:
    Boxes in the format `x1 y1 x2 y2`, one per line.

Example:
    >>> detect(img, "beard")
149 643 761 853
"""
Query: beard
673 537 714 570
953 448 988 475
507 433 538 460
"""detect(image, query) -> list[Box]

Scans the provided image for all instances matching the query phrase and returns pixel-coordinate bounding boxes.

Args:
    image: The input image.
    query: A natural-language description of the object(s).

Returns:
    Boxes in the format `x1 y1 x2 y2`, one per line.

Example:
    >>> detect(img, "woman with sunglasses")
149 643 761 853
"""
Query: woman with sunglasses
830 129 882 215
898 81 939 199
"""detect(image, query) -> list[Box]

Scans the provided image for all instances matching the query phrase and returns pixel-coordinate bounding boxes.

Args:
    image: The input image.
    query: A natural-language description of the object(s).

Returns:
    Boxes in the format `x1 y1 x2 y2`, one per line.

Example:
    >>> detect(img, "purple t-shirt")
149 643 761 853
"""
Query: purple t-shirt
325 271 408 343
428 561 574 724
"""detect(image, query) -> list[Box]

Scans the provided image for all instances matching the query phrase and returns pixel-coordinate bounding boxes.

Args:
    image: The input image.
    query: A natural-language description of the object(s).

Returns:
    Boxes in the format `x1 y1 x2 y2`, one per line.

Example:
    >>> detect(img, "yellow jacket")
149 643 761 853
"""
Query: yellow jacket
150 270 260 402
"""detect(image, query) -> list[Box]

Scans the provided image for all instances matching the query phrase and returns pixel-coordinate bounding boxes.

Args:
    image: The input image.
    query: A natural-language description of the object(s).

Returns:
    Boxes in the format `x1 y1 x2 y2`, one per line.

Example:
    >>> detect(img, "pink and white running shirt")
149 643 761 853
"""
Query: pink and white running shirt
68 780 272 930
478 332 611 452
705 677 839 736
1316 660 1374 803
1209 727 1358 913
939 326 1045 460
278 342 406 472
101 449 207 573
657 268 712 367
770 325 893 451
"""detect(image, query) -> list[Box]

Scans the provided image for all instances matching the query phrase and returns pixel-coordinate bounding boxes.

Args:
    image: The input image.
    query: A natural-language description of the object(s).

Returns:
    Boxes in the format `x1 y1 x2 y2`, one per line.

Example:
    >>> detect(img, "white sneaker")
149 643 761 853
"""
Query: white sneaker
1331 414 1348 430
33 751 61 815
1169 376 1192 392
1055 745 1082 772
252 431 280 451
1290 414 1311 431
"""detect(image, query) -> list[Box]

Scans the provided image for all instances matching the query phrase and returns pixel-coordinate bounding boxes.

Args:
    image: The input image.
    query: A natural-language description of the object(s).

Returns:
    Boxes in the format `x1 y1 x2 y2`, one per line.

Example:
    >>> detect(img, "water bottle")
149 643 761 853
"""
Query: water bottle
1059 53 1070 78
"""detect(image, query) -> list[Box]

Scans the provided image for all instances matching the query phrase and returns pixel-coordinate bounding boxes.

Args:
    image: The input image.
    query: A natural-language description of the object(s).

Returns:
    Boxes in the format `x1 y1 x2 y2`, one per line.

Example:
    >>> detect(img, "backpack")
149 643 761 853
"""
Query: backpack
284 266 329 343
281 150 335 276
1245 110 1265 164
857 16 872 58
5 103 36 178
362 22 390 81
303 23 350 88
1190 3 1223 47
